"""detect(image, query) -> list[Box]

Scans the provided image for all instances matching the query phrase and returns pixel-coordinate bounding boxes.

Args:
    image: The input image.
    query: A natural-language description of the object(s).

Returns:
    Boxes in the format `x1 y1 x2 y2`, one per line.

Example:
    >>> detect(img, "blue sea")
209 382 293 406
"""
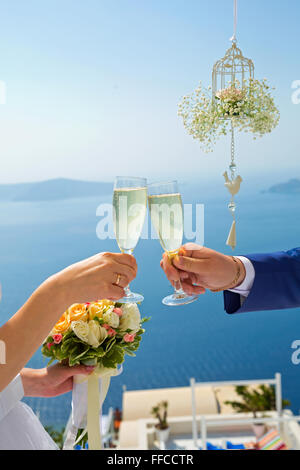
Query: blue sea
1 179 300 428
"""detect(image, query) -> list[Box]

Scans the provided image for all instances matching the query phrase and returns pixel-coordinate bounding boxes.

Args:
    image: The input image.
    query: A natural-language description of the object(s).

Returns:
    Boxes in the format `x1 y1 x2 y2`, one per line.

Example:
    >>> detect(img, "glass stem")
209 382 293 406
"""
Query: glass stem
168 251 186 296
174 280 185 296
121 249 133 297
124 285 131 296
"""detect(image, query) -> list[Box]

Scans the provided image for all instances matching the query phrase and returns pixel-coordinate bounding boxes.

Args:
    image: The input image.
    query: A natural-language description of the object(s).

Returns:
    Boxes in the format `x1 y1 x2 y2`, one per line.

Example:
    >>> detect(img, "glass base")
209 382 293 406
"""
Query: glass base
118 292 144 304
162 292 198 306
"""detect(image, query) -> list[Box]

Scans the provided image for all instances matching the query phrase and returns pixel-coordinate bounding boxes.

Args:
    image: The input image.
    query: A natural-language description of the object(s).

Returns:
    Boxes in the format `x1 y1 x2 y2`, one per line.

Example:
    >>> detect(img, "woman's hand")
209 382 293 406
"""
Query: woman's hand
160 243 245 295
0 251 137 393
21 364 95 397
50 252 137 307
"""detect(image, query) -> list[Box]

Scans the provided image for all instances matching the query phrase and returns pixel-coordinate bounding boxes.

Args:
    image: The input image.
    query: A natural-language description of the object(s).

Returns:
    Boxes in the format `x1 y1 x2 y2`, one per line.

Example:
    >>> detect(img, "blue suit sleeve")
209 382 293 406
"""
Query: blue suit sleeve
223 247 300 314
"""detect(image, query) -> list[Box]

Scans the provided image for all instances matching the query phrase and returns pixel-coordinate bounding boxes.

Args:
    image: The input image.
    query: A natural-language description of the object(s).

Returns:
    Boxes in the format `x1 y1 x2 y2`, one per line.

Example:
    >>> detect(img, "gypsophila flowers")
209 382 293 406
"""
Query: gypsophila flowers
178 78 280 152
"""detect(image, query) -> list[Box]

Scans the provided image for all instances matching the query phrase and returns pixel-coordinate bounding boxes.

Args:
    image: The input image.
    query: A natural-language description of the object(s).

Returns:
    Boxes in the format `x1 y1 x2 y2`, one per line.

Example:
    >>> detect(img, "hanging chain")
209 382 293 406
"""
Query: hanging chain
230 120 235 180
230 0 238 42
228 120 236 216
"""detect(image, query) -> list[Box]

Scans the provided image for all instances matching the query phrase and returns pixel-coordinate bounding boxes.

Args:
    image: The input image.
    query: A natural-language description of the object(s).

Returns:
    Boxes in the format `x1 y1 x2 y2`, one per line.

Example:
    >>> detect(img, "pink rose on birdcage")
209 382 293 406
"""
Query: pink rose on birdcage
216 86 246 102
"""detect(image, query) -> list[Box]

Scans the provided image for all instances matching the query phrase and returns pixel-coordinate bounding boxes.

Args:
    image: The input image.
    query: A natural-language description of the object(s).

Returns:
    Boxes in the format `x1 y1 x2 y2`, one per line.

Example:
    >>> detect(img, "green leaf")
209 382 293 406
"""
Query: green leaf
102 344 125 368
103 337 116 353
72 347 91 362
123 348 136 357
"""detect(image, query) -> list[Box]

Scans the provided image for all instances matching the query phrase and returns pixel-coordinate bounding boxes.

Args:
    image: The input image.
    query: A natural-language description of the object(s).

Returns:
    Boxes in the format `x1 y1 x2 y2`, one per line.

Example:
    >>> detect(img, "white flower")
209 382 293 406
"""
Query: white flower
119 303 141 333
87 320 108 348
71 319 107 348
71 320 89 343
103 310 120 328
178 78 280 152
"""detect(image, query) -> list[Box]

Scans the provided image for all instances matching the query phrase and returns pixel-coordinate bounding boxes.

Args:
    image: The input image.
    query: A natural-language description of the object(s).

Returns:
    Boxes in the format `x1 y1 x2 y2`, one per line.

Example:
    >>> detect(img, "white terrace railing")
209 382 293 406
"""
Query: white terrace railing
189 373 300 449
192 414 300 450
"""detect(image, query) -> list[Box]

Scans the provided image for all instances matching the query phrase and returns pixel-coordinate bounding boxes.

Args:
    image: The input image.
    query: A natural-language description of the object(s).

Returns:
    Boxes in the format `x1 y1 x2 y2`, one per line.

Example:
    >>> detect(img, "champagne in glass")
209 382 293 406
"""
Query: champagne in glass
113 176 147 303
148 181 198 306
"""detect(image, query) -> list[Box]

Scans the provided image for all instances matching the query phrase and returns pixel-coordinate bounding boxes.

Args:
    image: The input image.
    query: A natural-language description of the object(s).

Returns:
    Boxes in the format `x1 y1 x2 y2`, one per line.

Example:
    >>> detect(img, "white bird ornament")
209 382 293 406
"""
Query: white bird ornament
223 172 243 196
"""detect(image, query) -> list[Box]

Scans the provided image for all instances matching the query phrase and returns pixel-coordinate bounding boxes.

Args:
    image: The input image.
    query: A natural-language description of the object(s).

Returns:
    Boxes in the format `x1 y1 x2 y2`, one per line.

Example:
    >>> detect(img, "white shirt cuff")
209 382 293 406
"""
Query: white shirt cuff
0 374 24 422
228 256 255 298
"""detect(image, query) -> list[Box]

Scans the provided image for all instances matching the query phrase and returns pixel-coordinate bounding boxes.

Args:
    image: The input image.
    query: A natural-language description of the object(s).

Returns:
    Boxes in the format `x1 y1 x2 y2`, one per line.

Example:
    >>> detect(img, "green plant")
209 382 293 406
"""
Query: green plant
151 401 169 430
224 385 290 419
44 426 65 449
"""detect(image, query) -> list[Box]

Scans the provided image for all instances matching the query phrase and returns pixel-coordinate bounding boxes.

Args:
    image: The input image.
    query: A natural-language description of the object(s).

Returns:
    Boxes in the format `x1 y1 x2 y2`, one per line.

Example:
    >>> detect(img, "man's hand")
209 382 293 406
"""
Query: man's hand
160 243 246 296
21 363 95 397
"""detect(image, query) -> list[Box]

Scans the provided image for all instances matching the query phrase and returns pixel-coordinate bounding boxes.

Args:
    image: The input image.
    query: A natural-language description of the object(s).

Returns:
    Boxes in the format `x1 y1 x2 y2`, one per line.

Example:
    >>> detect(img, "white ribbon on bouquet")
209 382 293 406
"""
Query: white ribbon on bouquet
63 366 122 450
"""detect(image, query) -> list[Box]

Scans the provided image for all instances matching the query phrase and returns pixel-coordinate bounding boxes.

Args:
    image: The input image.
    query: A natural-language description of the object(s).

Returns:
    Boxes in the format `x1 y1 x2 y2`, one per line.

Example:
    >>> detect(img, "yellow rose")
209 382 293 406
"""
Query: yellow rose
53 312 70 334
88 300 114 320
68 303 88 322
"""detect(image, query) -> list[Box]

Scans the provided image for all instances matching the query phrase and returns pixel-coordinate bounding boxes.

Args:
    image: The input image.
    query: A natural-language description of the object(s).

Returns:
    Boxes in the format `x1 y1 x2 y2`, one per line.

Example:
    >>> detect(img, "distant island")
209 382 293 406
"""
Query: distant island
264 178 300 194
0 178 113 202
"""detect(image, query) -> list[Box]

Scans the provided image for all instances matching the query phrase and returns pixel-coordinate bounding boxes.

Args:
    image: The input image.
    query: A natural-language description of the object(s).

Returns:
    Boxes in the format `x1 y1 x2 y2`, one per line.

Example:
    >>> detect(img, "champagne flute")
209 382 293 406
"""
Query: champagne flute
113 176 147 303
148 181 198 306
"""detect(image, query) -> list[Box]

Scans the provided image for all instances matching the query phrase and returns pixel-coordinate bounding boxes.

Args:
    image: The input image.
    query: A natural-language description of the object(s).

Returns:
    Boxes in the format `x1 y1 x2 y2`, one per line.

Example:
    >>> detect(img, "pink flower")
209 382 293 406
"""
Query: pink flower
124 333 135 343
103 324 110 330
113 307 123 317
47 342 54 350
107 328 116 337
216 86 246 103
53 334 63 344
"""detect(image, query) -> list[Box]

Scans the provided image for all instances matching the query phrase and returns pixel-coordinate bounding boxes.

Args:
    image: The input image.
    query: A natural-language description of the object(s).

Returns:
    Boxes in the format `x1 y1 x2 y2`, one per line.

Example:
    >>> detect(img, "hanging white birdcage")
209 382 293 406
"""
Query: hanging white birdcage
209 0 256 249
178 0 279 249
212 37 254 249
212 40 254 101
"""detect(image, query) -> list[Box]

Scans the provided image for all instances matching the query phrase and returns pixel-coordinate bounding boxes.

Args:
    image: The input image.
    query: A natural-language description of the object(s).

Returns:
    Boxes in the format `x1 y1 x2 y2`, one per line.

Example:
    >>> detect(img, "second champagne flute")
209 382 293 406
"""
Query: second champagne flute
148 181 199 306
113 176 147 303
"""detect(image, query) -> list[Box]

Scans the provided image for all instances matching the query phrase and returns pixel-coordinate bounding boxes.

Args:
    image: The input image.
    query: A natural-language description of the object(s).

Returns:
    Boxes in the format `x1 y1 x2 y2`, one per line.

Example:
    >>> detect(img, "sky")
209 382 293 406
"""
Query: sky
0 0 299 184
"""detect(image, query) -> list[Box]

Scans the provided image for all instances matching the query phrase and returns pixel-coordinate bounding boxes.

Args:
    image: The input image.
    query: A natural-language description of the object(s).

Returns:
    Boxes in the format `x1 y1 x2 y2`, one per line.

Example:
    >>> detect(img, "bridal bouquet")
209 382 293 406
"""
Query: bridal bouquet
42 300 148 450
42 300 146 368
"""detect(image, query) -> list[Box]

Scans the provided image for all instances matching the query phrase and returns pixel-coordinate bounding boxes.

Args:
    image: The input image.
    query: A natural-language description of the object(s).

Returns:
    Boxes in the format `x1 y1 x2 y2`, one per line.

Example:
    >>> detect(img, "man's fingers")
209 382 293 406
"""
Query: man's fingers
179 272 198 283
181 280 206 296
161 253 180 282
180 244 214 260
173 255 207 274
179 271 189 280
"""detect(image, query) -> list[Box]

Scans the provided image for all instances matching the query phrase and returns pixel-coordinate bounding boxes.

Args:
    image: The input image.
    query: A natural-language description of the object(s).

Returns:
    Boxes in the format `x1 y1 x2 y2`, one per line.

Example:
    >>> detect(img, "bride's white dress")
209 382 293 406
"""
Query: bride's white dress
0 375 58 450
